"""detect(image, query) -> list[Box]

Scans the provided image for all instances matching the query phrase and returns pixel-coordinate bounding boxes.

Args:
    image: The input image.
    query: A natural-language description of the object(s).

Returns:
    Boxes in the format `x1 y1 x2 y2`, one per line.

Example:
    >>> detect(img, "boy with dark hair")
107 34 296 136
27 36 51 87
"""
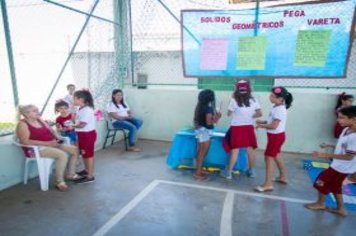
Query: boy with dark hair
305 106 356 217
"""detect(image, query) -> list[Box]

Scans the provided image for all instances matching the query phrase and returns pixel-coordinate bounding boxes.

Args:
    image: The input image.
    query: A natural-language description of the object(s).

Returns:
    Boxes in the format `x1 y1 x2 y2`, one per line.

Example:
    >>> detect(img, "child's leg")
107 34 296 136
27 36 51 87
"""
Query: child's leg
262 156 274 188
195 143 203 174
247 147 255 170
274 153 287 182
195 141 210 176
328 194 347 217
304 192 326 210
227 148 239 171
326 194 347 217
83 157 94 178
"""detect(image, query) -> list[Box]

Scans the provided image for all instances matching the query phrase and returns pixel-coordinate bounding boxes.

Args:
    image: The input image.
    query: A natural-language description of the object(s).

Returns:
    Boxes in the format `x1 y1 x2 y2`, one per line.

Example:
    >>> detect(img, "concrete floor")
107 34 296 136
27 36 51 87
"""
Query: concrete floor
0 140 354 236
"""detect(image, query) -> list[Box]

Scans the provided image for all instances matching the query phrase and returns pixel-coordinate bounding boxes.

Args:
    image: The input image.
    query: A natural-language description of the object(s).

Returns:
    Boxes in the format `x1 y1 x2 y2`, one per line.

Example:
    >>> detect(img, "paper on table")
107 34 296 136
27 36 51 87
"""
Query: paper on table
311 161 329 169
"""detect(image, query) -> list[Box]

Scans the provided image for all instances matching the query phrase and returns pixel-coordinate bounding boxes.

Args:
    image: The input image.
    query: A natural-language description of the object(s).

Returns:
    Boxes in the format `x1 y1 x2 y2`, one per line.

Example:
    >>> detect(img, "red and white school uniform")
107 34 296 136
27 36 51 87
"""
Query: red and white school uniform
314 128 356 195
75 106 97 158
264 105 287 158
223 98 260 152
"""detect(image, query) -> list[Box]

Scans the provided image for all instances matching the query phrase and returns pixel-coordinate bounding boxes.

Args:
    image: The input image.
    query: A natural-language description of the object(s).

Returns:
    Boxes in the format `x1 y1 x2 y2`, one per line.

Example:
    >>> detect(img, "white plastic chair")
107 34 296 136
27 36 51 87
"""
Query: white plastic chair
13 135 70 191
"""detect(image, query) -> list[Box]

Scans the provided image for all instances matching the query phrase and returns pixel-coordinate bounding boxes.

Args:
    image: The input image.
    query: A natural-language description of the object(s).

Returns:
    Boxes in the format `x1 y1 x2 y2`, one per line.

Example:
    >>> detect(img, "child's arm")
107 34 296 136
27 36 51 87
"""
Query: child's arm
256 119 280 130
213 111 222 123
320 142 336 149
256 119 267 124
312 151 354 161
56 123 64 132
205 111 221 126
252 109 262 118
72 121 87 129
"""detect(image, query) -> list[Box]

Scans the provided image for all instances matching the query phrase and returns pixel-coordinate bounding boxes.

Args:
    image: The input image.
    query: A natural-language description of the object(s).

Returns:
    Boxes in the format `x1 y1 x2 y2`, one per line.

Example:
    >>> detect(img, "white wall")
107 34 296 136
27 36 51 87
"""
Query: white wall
125 88 339 153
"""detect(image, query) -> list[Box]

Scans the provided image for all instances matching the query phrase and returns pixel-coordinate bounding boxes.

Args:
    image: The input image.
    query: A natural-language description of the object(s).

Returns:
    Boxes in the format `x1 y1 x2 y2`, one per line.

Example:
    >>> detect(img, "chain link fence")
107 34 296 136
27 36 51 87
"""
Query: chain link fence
1 0 355 136
0 0 120 136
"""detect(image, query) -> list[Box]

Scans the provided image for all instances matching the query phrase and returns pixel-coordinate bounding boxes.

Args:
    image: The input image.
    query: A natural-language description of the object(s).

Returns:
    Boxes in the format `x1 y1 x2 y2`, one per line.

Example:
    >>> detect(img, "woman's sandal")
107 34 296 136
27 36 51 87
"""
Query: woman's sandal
55 182 69 192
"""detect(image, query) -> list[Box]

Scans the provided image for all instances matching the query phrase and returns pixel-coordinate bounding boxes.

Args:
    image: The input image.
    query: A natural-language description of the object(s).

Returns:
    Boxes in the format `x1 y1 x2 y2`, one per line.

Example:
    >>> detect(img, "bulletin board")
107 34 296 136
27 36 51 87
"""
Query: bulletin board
181 0 356 78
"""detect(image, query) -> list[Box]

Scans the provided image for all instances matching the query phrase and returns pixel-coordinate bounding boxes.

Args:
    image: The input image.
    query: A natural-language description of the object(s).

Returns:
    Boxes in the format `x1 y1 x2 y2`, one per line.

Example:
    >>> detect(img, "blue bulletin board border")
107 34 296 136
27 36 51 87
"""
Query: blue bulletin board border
181 0 356 79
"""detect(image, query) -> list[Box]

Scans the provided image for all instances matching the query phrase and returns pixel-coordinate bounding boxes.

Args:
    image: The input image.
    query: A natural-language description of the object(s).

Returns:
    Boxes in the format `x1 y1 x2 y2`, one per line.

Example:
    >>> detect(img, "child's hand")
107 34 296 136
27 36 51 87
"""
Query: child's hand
256 119 265 124
216 111 222 119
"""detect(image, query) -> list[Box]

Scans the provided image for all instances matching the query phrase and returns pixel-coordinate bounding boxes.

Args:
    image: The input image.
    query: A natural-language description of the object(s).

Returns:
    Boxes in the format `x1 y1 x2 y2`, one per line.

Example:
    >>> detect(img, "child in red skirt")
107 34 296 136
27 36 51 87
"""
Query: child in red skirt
221 80 262 179
305 106 356 217
334 93 353 138
255 86 293 192
72 90 97 184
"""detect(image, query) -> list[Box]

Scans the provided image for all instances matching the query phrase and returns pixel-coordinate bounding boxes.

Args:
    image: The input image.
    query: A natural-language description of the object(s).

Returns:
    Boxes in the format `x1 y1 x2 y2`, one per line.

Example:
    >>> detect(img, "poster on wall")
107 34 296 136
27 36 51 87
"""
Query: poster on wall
181 0 356 78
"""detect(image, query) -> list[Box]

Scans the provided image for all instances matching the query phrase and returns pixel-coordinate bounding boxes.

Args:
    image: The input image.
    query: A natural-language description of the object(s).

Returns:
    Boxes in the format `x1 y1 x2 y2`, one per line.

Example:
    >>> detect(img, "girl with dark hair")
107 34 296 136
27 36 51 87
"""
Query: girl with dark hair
334 92 353 138
72 90 97 184
221 80 262 179
255 86 293 192
193 89 221 180
107 89 143 152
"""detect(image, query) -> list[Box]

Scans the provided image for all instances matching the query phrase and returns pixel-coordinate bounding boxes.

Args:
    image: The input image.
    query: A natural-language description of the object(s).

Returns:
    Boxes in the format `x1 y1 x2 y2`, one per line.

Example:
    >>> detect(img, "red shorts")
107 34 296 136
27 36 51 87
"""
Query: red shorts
264 132 285 158
314 167 347 195
223 125 257 152
77 130 97 158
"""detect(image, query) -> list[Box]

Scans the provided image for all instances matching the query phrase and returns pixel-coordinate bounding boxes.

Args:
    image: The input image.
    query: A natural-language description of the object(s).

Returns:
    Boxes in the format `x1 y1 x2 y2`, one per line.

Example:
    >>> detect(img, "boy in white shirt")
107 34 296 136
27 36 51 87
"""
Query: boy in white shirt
305 105 356 217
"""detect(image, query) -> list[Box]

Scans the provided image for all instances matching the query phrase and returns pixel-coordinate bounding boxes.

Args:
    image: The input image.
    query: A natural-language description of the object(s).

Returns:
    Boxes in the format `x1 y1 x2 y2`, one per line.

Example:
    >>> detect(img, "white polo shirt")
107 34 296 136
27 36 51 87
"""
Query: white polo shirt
228 98 261 126
267 105 287 134
331 128 356 174
75 106 96 132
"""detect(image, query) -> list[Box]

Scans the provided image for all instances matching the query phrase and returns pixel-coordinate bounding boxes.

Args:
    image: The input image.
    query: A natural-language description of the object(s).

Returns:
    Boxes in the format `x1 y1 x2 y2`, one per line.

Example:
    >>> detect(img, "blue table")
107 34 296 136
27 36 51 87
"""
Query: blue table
166 128 247 171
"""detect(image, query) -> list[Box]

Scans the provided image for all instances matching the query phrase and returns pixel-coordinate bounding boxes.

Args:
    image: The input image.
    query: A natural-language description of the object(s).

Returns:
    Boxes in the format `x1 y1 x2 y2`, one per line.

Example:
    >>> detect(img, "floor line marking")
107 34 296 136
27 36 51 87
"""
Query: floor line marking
92 180 159 236
157 179 311 204
280 201 290 236
220 191 234 236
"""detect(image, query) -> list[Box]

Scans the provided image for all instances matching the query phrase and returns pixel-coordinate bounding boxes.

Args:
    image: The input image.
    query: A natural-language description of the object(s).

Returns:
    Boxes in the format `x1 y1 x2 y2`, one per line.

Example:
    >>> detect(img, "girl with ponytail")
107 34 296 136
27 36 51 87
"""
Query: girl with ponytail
255 86 293 192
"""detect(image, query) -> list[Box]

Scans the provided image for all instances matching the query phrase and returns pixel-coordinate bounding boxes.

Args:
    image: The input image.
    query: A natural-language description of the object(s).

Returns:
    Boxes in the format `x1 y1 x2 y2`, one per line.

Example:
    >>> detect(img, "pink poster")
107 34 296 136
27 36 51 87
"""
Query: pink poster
200 39 228 70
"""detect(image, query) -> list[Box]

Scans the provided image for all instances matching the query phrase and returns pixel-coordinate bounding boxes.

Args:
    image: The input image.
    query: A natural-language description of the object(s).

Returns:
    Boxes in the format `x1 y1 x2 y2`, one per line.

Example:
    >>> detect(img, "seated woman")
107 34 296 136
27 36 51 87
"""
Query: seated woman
16 104 79 191
107 89 143 152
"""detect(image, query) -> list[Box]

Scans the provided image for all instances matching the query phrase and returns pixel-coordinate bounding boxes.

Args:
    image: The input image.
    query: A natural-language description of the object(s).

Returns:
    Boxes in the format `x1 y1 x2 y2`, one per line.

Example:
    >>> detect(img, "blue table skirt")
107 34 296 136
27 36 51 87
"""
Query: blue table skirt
166 129 247 171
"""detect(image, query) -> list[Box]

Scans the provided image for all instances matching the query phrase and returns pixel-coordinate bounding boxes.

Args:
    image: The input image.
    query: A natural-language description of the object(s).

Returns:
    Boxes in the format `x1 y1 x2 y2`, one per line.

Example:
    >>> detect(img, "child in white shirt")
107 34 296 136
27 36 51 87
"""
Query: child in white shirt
255 86 293 192
221 80 262 179
305 106 356 217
